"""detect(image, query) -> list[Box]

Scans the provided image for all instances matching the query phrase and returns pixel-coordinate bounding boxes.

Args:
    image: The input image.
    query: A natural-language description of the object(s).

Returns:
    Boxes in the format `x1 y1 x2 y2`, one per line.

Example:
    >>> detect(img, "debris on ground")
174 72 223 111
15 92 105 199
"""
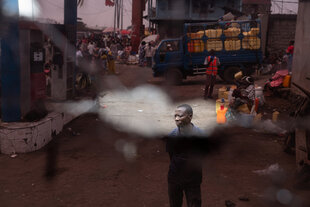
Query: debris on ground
10 154 17 158
253 119 287 135
239 196 250 201
67 127 80 136
225 200 236 207
71 131 80 136
253 163 283 176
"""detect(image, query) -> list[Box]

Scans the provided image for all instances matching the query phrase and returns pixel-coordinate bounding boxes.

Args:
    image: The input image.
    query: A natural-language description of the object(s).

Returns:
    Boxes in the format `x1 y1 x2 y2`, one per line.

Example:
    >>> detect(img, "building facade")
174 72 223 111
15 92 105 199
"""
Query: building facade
149 0 242 38
242 0 271 18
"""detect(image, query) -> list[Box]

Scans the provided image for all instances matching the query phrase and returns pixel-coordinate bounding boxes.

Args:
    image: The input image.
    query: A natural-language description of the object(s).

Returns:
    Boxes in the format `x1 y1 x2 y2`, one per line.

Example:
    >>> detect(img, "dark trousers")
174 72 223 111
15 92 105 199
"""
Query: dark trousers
146 57 152 67
168 183 201 207
204 74 216 98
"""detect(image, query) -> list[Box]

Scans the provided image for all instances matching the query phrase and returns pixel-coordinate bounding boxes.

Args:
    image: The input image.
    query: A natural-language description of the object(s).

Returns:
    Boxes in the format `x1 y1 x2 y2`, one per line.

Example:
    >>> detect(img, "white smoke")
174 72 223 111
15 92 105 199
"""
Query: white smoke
51 99 97 117
98 84 218 138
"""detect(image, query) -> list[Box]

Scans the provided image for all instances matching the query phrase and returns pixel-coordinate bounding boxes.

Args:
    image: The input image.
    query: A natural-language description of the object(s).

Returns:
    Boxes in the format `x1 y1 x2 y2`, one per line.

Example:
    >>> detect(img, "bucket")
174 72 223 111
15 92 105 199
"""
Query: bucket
217 106 227 124
272 111 280 122
238 113 255 128
215 99 229 113
283 75 291 88
255 86 264 104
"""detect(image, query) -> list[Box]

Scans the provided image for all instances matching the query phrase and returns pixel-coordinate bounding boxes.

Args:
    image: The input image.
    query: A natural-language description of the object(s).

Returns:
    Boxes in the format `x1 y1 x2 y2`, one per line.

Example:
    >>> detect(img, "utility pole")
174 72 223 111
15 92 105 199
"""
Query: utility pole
281 0 284 14
64 0 77 98
121 0 124 30
114 0 117 34
117 0 121 29
0 0 21 122
131 0 144 52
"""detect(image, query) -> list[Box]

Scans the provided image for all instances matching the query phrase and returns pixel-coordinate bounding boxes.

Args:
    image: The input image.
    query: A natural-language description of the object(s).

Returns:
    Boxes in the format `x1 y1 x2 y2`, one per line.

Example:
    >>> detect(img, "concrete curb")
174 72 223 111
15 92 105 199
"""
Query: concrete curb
0 112 77 154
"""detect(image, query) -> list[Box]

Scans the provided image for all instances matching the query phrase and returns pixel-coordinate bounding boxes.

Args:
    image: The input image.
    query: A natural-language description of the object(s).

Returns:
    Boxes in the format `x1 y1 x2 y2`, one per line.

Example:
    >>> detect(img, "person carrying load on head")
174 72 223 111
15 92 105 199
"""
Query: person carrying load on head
203 49 220 99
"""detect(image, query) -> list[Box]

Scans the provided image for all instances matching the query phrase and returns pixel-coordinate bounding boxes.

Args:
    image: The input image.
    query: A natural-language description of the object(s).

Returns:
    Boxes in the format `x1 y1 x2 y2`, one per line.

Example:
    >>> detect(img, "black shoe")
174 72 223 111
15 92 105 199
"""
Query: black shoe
208 96 213 99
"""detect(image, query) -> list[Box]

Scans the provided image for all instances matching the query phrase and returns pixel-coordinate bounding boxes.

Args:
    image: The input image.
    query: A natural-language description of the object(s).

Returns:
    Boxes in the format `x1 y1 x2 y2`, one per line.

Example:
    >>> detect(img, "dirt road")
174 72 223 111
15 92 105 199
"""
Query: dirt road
0 64 309 207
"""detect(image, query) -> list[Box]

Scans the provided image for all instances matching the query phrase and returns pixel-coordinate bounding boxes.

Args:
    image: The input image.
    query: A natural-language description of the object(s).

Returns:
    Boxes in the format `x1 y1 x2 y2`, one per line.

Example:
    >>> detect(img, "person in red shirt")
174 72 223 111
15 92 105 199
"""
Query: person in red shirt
286 40 294 55
203 50 220 99
286 40 294 72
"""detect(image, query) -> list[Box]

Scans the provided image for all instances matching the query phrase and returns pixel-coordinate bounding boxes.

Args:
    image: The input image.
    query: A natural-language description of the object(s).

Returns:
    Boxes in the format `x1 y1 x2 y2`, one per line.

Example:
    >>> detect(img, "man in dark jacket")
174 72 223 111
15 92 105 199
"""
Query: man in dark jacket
166 104 204 207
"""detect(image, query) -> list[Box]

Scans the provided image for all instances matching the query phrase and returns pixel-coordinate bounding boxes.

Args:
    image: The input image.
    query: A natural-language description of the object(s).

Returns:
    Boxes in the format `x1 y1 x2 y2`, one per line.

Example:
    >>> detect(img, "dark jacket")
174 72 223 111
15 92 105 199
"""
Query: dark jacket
166 124 204 185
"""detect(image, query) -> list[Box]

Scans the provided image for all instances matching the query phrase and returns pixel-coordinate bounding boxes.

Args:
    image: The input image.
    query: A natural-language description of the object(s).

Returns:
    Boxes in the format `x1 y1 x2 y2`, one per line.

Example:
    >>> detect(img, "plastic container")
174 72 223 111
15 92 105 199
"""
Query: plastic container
207 40 222 51
255 86 264 105
216 29 223 38
243 37 260 50
272 111 280 122
237 104 250 114
206 29 216 38
187 41 194 53
200 40 204 52
283 75 291 87
250 28 260 35
217 105 227 124
218 87 227 99
197 31 204 38
223 91 229 99
254 113 262 122
194 40 200 53
238 113 255 128
254 98 259 112
216 98 229 113
234 71 243 80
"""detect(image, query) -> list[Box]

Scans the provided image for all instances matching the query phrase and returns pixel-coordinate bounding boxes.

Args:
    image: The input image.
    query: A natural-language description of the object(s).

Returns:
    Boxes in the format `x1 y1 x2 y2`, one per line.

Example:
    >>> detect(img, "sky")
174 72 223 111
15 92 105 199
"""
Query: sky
17 0 299 29
18 0 136 28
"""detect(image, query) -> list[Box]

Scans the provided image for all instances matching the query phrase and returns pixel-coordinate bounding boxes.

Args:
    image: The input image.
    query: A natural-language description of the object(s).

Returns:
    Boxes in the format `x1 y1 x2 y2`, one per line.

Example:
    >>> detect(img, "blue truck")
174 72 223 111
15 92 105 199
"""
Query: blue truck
152 20 263 84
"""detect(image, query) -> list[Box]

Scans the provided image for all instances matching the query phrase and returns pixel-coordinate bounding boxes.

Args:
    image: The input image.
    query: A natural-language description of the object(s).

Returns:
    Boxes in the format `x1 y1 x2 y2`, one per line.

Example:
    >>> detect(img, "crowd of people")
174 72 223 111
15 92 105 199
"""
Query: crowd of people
76 33 157 78
76 33 133 76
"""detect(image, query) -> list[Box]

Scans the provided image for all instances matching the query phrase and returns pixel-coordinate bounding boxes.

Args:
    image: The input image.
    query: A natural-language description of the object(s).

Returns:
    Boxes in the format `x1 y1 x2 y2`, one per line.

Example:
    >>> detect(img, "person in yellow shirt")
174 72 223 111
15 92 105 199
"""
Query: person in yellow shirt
107 51 116 75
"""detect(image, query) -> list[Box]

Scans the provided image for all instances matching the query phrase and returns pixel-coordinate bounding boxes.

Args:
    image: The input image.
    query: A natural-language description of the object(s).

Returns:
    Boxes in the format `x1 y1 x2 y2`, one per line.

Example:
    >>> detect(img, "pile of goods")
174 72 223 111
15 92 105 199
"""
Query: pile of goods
187 27 261 52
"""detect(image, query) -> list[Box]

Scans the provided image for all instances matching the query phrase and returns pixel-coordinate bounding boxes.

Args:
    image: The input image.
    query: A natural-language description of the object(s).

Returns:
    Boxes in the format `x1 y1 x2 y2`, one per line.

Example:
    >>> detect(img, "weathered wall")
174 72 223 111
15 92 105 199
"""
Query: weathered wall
291 1 310 94
157 21 184 39
19 30 31 116
267 14 297 55
259 14 269 56
155 0 241 21
242 4 271 16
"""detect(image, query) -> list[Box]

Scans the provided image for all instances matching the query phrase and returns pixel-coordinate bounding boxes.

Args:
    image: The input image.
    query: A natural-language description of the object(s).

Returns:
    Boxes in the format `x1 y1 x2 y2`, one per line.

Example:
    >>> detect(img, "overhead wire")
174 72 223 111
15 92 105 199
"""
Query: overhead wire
271 0 298 14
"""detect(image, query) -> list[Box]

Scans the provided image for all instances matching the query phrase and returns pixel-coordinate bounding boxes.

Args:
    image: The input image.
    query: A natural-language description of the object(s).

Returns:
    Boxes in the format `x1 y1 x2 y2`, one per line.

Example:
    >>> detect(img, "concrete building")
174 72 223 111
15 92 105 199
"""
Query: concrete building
242 0 271 18
267 14 297 54
149 0 242 38
290 1 310 170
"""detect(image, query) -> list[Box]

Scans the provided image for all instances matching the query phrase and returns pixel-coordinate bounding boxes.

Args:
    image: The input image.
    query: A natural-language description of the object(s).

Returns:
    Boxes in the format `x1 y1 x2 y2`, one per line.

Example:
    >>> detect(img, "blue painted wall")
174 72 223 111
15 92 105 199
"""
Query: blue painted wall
1 0 21 122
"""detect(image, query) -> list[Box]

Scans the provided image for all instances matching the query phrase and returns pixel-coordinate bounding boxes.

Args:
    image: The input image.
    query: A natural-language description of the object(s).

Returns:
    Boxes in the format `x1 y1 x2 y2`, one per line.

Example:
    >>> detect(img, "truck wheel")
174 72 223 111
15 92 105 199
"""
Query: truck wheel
223 66 241 83
165 68 183 85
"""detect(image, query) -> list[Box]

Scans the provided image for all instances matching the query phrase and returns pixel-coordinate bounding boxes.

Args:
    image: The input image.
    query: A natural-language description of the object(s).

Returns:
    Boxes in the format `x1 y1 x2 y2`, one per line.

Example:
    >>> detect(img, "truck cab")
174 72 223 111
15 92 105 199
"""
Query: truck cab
153 39 184 84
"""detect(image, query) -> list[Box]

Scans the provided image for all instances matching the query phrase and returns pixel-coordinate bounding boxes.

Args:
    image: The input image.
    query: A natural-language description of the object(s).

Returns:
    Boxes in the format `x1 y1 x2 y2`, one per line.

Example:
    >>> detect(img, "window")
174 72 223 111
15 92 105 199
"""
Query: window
159 40 180 52
192 0 215 16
